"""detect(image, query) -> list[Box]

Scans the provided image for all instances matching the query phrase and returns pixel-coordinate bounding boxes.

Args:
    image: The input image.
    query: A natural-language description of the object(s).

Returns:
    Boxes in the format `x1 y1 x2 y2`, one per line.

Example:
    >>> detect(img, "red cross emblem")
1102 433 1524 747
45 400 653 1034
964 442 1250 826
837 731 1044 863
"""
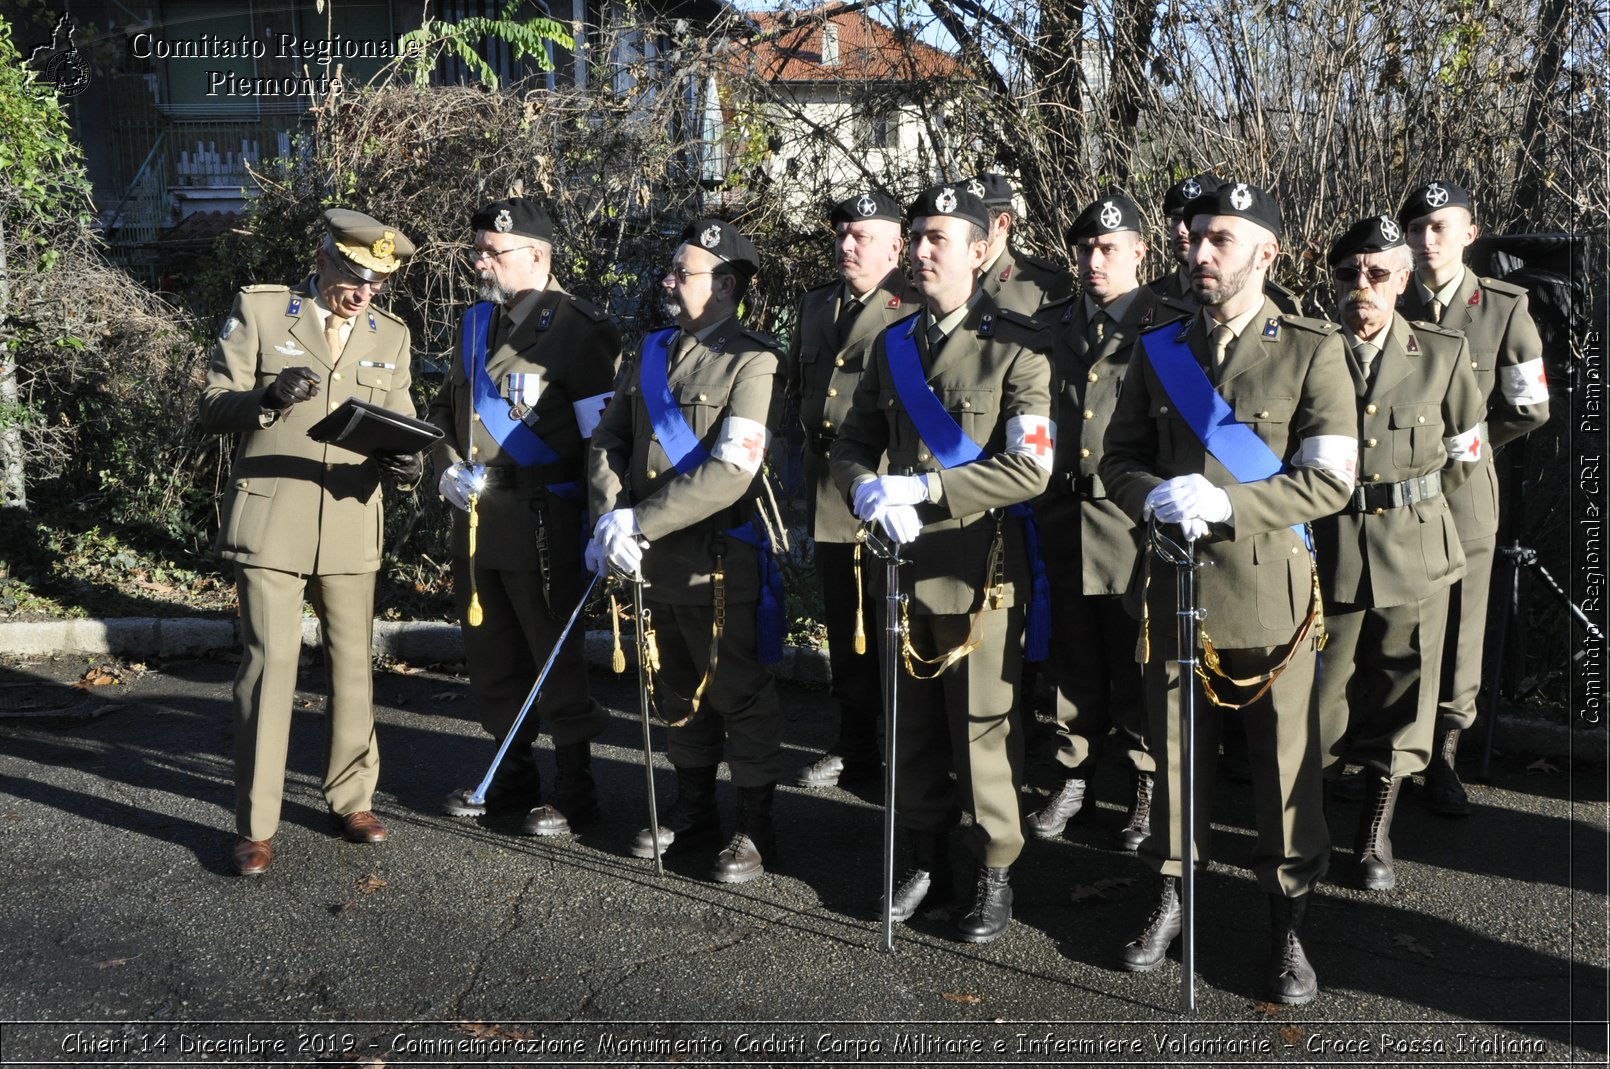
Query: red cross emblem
1469 431 1482 455
738 431 766 465
1023 422 1054 457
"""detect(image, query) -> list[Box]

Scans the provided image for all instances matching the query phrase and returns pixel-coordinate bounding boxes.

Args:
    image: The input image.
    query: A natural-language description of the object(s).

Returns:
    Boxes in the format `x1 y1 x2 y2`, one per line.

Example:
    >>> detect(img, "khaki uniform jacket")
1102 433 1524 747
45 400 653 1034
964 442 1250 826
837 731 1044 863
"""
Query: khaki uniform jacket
1100 300 1356 649
1038 289 1191 595
426 280 620 571
982 245 1073 317
787 269 920 543
588 315 782 605
1399 273 1549 542
200 280 415 575
1313 314 1483 608
830 296 1055 616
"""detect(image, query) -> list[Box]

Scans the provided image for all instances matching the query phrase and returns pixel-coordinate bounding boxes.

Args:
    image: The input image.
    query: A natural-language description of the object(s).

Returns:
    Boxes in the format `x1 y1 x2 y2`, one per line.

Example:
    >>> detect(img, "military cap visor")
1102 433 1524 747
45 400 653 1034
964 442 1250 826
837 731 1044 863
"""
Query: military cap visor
1184 182 1283 241
831 191 902 225
1327 214 1408 265
1068 193 1143 241
679 218 760 274
1396 179 1474 225
907 184 990 232
322 208 414 283
472 198 554 243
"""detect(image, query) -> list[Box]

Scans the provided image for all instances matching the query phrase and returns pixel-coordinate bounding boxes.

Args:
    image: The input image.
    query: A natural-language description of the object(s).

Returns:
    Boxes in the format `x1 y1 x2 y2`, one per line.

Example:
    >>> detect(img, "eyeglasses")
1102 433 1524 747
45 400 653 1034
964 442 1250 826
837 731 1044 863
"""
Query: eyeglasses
1332 265 1397 284
470 246 538 263
664 266 716 283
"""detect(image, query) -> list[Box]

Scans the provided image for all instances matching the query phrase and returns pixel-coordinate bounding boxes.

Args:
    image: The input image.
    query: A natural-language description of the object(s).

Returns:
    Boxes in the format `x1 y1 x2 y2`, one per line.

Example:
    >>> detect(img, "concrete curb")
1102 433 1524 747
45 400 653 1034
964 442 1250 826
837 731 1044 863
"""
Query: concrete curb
0 616 1597 757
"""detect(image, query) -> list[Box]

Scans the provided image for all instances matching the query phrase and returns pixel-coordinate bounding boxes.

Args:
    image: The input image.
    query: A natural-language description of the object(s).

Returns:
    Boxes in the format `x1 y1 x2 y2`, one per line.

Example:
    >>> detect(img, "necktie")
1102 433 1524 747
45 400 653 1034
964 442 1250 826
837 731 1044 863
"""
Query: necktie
1358 342 1381 388
926 322 946 353
491 309 512 352
836 297 864 348
325 315 350 362
1209 323 1234 368
1428 298 1445 325
672 330 697 364
1090 311 1109 347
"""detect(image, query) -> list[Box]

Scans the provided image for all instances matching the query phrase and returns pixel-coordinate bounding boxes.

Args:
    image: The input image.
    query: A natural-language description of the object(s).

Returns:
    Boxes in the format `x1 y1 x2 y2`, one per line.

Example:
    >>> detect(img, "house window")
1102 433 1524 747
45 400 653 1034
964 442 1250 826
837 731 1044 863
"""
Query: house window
821 24 839 67
856 110 894 149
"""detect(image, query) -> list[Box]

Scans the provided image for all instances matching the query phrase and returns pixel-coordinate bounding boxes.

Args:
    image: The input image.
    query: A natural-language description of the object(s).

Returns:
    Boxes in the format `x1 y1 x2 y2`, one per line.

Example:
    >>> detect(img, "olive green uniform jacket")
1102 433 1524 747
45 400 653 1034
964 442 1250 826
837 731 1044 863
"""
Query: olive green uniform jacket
982 244 1073 318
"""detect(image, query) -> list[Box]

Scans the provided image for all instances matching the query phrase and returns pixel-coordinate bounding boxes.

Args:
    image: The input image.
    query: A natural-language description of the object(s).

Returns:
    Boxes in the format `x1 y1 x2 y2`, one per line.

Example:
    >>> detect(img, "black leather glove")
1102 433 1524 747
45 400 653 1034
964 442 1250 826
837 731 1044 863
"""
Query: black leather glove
263 366 321 409
375 451 423 486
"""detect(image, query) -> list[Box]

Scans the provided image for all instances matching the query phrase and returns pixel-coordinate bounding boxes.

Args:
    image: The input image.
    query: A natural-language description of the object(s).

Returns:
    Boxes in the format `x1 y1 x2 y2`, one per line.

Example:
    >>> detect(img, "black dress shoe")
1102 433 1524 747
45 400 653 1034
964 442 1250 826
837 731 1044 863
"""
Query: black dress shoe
712 832 770 883
1025 778 1089 839
954 866 1012 943
1118 877 1181 971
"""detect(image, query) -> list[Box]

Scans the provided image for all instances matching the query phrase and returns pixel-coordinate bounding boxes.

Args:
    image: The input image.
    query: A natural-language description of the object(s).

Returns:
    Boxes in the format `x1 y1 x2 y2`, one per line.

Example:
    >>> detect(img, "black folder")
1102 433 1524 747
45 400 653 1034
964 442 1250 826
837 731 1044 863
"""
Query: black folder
307 397 443 457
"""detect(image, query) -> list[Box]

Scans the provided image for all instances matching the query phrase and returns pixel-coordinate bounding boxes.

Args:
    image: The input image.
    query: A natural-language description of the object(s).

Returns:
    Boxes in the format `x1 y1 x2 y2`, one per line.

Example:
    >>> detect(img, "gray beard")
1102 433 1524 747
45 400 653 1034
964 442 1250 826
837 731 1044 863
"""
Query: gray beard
478 278 518 305
661 296 685 321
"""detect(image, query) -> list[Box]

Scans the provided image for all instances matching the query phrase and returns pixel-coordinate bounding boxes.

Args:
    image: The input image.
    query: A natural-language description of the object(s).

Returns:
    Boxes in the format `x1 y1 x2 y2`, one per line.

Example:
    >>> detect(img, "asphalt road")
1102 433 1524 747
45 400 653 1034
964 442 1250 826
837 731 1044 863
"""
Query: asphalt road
0 651 1604 1067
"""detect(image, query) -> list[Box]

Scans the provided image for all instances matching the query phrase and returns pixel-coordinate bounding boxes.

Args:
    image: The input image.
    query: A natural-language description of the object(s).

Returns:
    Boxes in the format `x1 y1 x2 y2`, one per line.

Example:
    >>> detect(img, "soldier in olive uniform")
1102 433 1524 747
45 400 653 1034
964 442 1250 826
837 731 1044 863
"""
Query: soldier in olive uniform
966 172 1073 316
1028 193 1189 852
1396 180 1550 816
200 209 423 877
1148 172 1303 317
787 191 919 789
427 199 619 836
588 219 785 884
1100 183 1358 1004
832 184 1055 944
1314 215 1485 891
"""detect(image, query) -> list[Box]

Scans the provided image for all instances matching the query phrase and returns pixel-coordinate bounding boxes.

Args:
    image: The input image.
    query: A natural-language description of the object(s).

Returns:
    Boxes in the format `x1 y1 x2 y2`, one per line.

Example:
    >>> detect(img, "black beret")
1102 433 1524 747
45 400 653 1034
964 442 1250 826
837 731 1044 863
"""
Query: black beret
1397 179 1474 225
963 173 1015 210
1067 193 1143 241
1327 214 1407 265
1184 180 1283 240
907 183 990 232
1162 172 1222 215
678 218 759 275
830 191 902 225
471 198 554 243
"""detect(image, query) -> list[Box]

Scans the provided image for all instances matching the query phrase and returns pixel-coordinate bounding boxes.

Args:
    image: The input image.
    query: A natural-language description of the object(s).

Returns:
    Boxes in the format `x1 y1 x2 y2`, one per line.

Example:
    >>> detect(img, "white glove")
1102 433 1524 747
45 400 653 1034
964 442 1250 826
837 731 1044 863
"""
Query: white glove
595 509 644 577
875 504 924 545
438 462 486 512
583 538 605 575
1143 474 1231 526
1179 516 1210 542
852 474 929 521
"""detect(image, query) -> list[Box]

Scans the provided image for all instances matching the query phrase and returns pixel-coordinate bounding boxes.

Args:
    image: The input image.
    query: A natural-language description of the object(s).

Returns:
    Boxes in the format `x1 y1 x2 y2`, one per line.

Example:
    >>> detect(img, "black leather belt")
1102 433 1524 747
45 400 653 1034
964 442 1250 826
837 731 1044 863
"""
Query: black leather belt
1055 472 1106 500
1347 470 1442 513
807 431 836 457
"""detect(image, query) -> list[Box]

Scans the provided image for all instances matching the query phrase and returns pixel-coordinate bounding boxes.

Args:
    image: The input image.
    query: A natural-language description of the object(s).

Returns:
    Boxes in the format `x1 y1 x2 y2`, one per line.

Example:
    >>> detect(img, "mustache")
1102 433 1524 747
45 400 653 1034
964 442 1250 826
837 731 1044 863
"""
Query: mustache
1344 287 1382 308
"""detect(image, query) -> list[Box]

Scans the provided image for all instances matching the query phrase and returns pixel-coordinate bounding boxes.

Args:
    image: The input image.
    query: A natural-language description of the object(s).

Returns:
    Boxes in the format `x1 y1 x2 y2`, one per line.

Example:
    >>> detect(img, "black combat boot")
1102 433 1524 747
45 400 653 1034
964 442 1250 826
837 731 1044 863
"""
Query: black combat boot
631 764 720 858
1116 771 1153 853
1266 893 1318 1004
522 740 600 836
713 783 776 883
1355 775 1402 891
883 830 956 923
1117 876 1182 971
1423 728 1470 816
1025 777 1089 839
954 866 1013 943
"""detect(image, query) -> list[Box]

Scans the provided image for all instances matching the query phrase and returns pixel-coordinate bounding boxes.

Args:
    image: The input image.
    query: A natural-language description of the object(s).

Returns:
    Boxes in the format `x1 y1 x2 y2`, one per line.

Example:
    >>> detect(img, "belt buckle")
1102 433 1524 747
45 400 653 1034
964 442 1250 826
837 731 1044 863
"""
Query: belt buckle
1350 486 1367 513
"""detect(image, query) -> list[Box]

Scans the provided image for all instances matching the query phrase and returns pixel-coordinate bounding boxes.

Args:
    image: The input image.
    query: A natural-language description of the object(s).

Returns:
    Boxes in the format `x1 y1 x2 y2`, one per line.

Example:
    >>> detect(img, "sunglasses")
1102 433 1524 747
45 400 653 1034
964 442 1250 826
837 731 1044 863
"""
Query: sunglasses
1332 266 1397 284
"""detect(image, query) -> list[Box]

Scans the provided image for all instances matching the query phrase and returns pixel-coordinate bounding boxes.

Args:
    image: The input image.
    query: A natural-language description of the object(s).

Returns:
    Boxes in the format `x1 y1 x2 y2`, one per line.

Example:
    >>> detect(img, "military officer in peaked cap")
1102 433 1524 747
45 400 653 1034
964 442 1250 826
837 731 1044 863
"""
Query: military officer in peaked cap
965 172 1073 316
1149 171 1303 317
1395 179 1549 816
1027 193 1190 852
200 208 423 876
786 191 919 790
588 218 786 884
1101 182 1357 1003
428 198 619 836
1313 214 1484 891
832 182 1055 944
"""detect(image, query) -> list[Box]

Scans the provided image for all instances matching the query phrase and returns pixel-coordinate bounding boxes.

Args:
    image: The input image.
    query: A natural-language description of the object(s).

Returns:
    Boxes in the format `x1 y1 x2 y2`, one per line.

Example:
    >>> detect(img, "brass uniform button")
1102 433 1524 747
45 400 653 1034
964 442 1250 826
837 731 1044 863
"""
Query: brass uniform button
1373 507 1385 516
1256 410 1269 419
826 387 837 398
822 419 833 429
1365 403 1377 414
1369 472 1382 482
1159 405 1170 414
472 413 482 422
1079 447 1091 459
698 392 708 402
1083 409 1094 420
961 399 971 409
835 357 845 367
331 372 342 381
1087 371 1099 382
1364 438 1378 448
650 432 658 442
1417 415 1427 424
646 469 658 480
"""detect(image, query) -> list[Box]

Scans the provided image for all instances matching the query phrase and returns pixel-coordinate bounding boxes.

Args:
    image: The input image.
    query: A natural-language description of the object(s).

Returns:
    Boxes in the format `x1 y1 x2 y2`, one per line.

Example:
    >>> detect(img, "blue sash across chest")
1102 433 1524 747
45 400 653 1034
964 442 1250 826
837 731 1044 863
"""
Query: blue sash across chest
462 301 579 498
883 318 1050 660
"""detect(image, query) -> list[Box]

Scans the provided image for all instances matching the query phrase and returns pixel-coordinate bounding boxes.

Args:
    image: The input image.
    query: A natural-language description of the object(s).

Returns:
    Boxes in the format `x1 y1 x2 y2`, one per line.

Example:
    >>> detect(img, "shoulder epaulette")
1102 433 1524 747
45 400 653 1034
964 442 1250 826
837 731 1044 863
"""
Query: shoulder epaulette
1278 315 1341 335
995 307 1046 331
1478 277 1528 298
369 303 407 326
566 294 613 323
240 284 289 294
739 327 782 350
1406 319 1463 338
1013 250 1067 275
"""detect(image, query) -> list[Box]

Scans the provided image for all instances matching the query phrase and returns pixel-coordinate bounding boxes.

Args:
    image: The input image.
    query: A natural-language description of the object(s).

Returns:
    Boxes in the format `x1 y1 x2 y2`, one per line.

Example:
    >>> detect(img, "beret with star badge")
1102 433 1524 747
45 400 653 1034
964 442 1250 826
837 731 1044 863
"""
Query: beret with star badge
1185 180 1283 240
1327 214 1407 265
964 172 1016 210
830 190 902 225
908 183 990 232
1067 192 1143 241
1397 179 1474 225
1162 171 1222 215
471 197 555 242
679 217 760 275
